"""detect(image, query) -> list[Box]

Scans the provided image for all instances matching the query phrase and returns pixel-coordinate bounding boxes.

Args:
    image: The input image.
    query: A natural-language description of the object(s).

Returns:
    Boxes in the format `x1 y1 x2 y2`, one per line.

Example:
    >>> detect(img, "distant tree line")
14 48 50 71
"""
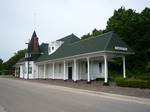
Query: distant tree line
0 49 26 75
81 7 150 73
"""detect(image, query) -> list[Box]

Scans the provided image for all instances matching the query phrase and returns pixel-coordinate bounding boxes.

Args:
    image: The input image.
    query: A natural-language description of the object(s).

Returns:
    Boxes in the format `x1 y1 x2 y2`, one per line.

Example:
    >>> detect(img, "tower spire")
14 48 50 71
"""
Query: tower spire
32 30 37 38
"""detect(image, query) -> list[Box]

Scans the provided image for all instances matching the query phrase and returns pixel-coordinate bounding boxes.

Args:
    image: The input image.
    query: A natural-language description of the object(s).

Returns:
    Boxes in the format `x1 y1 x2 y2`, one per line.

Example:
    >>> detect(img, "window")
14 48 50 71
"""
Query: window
99 63 102 73
49 47 51 53
59 63 61 73
29 67 32 74
16 68 20 74
25 53 28 58
52 46 54 50
25 53 31 58
29 54 31 57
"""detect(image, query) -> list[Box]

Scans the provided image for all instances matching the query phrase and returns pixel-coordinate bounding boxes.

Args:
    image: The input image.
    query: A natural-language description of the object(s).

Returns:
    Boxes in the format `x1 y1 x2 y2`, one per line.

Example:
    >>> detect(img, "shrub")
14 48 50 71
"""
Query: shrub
115 77 150 89
134 73 150 81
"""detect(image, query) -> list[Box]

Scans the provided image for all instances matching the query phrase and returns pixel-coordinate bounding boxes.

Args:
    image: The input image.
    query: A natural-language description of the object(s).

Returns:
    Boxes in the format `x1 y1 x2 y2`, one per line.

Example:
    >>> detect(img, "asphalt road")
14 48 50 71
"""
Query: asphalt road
0 78 150 112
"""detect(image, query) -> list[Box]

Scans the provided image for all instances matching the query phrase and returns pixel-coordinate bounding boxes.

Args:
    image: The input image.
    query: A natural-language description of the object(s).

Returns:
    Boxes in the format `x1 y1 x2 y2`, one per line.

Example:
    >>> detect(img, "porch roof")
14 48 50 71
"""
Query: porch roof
36 31 134 62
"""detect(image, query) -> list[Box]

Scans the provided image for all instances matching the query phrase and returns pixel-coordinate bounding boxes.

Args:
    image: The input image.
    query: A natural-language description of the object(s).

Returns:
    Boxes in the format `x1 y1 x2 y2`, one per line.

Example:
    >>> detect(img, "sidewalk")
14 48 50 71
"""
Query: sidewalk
17 78 150 99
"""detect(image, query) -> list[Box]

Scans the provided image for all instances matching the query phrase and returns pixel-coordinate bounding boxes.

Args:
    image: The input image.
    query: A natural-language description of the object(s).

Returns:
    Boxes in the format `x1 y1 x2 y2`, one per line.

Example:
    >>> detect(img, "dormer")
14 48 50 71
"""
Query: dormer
48 41 64 55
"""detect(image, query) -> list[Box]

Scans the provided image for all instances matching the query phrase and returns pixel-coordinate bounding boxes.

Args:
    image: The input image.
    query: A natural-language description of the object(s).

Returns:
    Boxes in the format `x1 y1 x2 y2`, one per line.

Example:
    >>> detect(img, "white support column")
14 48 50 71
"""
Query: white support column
104 55 108 84
74 59 77 82
123 56 126 78
79 62 81 80
52 63 55 79
32 62 34 79
15 68 17 77
37 65 39 79
44 64 46 79
25 61 29 79
63 61 66 80
87 57 90 83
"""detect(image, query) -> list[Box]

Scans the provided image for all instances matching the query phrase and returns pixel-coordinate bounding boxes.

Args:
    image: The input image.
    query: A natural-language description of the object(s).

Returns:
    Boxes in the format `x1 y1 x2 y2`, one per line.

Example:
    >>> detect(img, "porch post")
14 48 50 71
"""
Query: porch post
104 55 108 85
87 57 91 83
44 64 46 79
15 68 17 77
37 65 39 79
63 61 66 80
25 62 29 79
74 59 77 82
123 56 126 78
52 62 55 79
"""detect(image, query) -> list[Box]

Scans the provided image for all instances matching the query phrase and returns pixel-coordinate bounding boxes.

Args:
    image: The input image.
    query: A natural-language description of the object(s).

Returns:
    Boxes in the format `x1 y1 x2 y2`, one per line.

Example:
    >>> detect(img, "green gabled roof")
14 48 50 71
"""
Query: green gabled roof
36 31 134 62
40 43 49 55
105 32 133 52
57 34 80 45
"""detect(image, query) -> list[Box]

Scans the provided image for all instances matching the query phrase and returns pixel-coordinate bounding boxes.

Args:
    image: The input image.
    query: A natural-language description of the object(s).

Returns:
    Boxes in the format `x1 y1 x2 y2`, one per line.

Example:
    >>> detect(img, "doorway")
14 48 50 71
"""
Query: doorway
68 67 72 80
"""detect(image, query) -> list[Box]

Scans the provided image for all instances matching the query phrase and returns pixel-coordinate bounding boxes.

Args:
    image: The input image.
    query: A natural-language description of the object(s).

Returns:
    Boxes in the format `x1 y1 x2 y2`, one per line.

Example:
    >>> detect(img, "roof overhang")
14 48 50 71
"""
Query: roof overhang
36 50 134 65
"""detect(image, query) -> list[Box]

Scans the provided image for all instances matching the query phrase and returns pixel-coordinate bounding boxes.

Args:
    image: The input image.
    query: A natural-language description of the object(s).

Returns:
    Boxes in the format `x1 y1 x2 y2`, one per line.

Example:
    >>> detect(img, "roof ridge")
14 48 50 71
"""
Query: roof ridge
90 31 113 39
69 31 113 45
57 34 75 41
104 31 114 50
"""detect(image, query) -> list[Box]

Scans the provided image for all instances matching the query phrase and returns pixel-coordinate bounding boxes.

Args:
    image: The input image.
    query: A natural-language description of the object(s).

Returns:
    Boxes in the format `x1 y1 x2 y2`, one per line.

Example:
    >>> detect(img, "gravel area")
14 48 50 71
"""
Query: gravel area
14 78 150 99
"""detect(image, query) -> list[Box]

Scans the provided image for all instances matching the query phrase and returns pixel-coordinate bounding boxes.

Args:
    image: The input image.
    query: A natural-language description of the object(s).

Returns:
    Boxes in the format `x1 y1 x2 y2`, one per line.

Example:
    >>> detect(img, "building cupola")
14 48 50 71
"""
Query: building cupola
25 31 41 61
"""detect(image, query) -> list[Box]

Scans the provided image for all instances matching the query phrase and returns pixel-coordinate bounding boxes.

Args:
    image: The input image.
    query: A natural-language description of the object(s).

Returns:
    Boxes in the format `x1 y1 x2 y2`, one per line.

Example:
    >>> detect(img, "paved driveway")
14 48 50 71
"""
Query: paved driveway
0 78 150 112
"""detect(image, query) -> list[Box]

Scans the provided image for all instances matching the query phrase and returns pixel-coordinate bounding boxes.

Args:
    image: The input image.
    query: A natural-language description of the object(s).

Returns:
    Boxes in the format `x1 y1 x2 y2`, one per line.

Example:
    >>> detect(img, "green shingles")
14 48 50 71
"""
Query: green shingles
36 31 134 62
105 32 134 52
40 43 49 55
57 33 80 45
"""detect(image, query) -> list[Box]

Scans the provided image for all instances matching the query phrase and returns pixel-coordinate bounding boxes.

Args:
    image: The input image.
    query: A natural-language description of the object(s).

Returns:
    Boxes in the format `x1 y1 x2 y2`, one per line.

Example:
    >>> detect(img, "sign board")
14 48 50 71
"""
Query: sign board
114 46 128 51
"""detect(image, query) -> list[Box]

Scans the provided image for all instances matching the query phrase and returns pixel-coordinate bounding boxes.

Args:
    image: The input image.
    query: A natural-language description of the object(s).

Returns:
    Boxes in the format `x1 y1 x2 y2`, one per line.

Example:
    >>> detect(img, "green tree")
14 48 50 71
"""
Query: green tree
81 29 104 39
92 28 103 37
0 59 3 74
81 7 150 72
81 33 91 39
2 49 26 75
0 59 3 65
106 7 150 71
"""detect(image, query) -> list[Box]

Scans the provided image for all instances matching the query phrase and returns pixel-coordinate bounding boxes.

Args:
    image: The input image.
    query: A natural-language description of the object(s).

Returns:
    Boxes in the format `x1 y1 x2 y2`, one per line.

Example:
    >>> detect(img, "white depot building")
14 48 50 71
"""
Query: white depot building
15 31 134 85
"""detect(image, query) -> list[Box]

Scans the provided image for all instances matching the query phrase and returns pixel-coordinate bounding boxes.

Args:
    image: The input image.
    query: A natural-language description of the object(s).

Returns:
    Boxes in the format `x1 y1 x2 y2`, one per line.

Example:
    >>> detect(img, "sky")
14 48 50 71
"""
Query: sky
0 0 149 61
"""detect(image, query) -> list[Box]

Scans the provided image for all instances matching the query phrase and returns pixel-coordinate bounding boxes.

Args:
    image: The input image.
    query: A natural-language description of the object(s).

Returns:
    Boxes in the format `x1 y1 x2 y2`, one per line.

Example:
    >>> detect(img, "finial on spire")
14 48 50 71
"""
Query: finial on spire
33 12 37 30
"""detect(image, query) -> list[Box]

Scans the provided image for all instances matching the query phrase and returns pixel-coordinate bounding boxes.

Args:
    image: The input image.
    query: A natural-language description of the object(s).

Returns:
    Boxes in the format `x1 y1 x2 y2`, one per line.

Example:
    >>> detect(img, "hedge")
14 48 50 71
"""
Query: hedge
115 77 150 89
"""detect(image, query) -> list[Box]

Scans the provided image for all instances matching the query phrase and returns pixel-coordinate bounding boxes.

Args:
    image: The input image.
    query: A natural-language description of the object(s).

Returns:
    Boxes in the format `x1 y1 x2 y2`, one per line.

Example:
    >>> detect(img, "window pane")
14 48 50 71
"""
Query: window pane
29 67 32 74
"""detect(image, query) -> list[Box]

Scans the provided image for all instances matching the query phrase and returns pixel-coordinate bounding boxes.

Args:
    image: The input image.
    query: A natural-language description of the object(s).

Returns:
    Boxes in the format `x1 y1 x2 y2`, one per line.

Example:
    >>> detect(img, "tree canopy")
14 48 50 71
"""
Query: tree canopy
81 29 104 39
81 7 150 72
0 49 26 75
0 59 3 64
